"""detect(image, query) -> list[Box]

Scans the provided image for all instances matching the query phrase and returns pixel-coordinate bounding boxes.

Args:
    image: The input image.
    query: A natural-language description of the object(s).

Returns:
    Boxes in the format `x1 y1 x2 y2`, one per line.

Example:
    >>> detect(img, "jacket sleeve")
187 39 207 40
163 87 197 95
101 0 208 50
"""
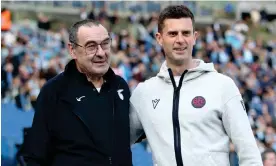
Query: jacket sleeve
129 84 144 145
221 78 263 166
21 84 54 166
129 102 144 145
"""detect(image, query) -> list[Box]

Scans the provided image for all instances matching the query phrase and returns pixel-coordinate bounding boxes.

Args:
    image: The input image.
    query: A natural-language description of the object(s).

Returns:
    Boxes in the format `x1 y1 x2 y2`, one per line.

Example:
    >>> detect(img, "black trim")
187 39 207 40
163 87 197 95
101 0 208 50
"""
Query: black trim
109 83 120 165
168 68 188 166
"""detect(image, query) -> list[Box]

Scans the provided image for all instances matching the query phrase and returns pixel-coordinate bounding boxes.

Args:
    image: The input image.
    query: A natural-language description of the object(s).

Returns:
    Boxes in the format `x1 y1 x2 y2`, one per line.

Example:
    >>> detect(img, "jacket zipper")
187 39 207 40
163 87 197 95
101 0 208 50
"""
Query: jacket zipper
172 88 183 166
109 156 112 165
109 100 114 165
72 83 117 165
74 111 114 165
109 83 120 165
168 69 188 166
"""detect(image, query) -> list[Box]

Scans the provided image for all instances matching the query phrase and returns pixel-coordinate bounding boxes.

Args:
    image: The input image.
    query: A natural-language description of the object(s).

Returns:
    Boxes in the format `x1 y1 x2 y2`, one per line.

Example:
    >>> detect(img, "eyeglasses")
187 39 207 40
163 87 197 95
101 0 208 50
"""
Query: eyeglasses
70 38 111 55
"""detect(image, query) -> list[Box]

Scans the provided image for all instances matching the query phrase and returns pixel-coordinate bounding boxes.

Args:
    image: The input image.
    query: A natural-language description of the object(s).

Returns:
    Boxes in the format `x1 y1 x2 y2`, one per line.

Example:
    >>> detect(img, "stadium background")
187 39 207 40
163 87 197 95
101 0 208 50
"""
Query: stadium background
1 1 276 166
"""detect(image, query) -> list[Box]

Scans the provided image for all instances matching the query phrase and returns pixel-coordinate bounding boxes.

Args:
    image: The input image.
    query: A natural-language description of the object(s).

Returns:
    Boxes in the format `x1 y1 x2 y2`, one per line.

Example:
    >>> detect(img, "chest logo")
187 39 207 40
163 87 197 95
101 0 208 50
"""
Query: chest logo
191 96 206 108
76 96 85 101
152 99 160 109
117 89 124 100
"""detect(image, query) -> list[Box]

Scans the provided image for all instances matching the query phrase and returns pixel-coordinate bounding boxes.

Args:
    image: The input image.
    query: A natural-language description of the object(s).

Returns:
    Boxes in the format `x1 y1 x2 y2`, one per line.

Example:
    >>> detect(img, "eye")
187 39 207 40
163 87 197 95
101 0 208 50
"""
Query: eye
86 44 97 50
168 31 178 37
182 31 192 36
101 40 111 49
102 41 110 45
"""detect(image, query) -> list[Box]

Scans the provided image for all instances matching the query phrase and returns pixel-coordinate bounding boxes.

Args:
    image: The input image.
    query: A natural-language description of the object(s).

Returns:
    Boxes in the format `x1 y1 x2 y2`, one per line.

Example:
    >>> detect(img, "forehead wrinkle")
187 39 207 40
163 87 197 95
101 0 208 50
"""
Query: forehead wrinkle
83 37 111 46
82 34 109 44
163 18 193 33
77 26 109 44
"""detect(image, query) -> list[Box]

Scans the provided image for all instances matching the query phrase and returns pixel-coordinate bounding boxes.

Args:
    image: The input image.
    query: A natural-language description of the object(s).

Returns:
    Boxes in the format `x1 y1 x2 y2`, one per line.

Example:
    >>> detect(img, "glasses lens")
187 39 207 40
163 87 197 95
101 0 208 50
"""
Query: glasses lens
85 45 97 55
101 39 111 49
85 39 111 55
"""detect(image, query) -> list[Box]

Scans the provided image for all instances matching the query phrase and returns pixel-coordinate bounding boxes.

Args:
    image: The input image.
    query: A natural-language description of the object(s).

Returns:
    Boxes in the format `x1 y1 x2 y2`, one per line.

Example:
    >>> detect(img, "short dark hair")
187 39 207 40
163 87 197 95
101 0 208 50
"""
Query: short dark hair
69 19 101 47
157 5 195 32
262 148 276 162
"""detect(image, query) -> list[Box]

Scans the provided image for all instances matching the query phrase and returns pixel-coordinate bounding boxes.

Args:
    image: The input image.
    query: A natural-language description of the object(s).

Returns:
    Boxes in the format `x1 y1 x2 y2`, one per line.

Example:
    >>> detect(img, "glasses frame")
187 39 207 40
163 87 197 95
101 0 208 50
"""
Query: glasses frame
70 38 112 56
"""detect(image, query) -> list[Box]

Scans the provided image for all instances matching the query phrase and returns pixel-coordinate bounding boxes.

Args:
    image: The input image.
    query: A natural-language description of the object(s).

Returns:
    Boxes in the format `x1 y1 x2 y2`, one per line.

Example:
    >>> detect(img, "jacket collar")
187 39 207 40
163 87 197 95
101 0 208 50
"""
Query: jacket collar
64 59 116 86
157 59 216 83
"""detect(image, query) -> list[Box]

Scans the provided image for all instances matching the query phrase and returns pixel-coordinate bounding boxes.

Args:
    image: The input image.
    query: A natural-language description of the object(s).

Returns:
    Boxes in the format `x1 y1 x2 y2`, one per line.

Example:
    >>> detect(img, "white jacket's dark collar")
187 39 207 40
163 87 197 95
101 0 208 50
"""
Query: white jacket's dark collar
157 59 217 83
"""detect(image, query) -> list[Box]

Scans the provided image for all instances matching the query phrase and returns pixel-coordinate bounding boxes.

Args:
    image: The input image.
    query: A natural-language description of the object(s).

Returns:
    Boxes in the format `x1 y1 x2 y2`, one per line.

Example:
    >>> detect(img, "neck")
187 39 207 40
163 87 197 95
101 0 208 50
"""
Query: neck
167 59 196 76
76 62 104 88
86 75 103 88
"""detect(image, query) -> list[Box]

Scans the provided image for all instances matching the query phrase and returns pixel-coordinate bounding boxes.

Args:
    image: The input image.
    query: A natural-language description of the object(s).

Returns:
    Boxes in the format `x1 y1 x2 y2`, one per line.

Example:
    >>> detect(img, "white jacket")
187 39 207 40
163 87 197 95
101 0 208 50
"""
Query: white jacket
130 59 263 166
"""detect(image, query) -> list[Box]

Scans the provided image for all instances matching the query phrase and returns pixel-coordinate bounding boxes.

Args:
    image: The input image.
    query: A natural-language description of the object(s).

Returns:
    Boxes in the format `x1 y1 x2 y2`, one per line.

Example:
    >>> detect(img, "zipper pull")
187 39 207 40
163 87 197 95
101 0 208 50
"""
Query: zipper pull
109 156 112 165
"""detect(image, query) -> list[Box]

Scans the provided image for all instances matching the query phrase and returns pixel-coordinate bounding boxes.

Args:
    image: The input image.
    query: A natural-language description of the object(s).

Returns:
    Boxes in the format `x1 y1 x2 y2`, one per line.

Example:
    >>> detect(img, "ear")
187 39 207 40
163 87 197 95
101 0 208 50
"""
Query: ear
155 32 163 46
193 31 199 46
68 43 77 59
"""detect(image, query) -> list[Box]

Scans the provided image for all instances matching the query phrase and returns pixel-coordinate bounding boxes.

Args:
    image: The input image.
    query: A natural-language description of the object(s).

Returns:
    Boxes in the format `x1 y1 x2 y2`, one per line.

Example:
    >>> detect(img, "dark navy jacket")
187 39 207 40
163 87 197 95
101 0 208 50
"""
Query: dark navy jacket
22 60 132 166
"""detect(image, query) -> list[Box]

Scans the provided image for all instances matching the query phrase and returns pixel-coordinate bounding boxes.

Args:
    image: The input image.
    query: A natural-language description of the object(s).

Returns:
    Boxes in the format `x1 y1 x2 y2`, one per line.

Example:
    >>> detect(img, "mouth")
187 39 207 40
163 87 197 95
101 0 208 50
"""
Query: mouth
93 61 106 65
173 47 187 51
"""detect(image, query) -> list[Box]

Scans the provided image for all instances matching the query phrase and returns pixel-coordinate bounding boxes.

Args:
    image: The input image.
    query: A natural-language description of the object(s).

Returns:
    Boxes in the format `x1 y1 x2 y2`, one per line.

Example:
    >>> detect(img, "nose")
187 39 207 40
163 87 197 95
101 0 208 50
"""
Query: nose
175 33 185 43
96 44 105 56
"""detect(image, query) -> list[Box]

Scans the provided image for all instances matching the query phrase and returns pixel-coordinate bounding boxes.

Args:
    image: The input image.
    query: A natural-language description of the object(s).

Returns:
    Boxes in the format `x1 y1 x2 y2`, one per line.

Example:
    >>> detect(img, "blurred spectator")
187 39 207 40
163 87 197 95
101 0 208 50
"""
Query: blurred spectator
98 4 108 20
80 7 88 20
262 149 276 166
88 8 95 20
37 13 51 31
1 8 12 32
251 9 261 27
260 8 268 25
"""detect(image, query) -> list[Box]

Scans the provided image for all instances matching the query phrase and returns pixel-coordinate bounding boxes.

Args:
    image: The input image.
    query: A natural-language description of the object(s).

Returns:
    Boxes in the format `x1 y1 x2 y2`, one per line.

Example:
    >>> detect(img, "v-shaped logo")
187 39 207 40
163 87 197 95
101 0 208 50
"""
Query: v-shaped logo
152 99 160 109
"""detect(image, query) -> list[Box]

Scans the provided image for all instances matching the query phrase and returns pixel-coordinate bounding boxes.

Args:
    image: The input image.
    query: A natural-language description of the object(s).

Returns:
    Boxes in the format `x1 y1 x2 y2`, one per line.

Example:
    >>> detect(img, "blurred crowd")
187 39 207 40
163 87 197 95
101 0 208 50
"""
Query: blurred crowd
1 6 276 166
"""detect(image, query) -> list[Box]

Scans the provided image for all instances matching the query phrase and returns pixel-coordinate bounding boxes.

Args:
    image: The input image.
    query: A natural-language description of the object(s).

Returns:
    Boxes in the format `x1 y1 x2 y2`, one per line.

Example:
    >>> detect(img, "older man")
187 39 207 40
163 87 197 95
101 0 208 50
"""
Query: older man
22 19 132 166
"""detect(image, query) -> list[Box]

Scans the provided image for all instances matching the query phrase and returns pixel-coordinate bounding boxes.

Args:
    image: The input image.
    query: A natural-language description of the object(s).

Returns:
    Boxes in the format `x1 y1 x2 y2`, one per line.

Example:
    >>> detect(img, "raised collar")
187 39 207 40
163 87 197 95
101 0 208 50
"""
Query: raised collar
64 59 116 86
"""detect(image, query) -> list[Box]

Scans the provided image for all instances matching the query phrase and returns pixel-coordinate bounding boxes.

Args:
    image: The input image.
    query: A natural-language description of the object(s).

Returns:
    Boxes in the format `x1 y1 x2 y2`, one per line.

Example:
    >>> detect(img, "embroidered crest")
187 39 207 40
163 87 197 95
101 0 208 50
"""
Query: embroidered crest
191 96 206 108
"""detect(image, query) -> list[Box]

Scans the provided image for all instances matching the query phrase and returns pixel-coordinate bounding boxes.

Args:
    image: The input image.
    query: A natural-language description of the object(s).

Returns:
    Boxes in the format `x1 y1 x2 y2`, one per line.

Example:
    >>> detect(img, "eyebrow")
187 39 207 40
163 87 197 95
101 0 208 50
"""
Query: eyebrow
84 37 110 46
167 30 192 34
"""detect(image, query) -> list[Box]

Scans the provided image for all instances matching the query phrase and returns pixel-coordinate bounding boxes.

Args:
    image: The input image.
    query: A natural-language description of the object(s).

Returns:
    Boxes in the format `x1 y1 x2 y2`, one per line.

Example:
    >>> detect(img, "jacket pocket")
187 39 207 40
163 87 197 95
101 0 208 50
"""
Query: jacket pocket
209 152 230 166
